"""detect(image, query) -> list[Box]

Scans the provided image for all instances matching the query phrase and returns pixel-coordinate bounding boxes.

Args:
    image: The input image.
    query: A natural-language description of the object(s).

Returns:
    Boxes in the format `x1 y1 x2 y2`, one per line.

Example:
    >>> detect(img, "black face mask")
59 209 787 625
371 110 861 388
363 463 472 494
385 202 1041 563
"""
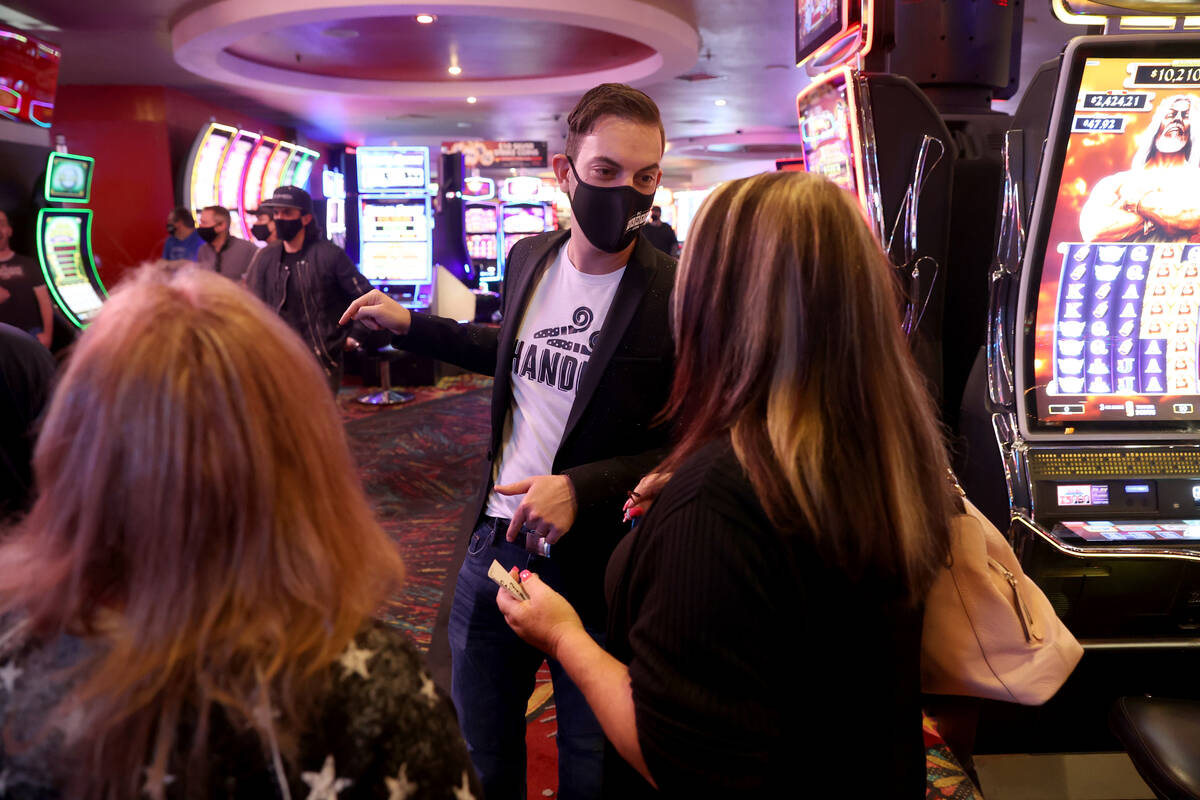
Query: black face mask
196 226 219 245
166 223 176 236
251 224 272 242
274 217 304 242
566 157 655 253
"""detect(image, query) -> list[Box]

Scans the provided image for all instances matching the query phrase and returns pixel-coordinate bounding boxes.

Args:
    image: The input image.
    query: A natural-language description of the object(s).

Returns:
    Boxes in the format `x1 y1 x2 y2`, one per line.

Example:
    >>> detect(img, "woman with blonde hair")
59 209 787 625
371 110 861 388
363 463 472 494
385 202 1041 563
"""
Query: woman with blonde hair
0 267 478 799
499 171 957 796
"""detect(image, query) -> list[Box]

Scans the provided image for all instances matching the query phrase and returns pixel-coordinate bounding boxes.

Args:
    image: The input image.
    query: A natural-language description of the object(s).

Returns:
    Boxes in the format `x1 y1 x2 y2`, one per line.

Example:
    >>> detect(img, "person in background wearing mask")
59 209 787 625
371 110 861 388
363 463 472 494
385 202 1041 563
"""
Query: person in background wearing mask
244 186 373 394
0 211 53 349
640 204 678 257
341 83 676 800
195 205 258 282
162 207 204 262
250 208 275 245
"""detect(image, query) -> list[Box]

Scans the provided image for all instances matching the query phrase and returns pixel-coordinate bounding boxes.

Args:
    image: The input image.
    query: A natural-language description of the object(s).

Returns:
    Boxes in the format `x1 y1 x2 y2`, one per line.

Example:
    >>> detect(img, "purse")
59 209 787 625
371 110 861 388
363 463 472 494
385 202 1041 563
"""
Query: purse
921 480 1084 705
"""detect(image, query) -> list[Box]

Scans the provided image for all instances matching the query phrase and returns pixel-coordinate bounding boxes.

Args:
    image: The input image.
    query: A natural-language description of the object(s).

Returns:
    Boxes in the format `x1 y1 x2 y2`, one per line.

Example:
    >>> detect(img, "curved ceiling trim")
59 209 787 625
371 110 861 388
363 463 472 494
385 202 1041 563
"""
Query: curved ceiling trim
172 0 699 98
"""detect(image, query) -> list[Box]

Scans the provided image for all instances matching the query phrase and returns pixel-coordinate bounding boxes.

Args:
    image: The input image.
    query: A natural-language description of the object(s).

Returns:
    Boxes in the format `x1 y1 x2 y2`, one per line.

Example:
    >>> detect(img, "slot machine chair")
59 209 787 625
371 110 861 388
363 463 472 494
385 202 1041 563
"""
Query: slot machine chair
1110 696 1200 800
355 344 415 406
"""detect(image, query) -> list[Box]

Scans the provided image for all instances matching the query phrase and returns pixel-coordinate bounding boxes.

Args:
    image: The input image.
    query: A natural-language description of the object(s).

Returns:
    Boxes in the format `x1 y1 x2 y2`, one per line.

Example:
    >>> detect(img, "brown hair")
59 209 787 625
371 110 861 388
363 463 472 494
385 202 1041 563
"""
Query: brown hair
201 205 231 226
659 172 954 602
565 83 665 159
0 266 404 798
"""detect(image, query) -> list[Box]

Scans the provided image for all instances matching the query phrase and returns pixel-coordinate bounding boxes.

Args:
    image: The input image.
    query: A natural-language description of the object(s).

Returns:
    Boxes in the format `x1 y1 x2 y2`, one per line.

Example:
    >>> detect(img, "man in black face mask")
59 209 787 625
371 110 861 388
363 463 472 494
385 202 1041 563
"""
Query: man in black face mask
244 186 373 394
341 83 676 800
195 205 258 282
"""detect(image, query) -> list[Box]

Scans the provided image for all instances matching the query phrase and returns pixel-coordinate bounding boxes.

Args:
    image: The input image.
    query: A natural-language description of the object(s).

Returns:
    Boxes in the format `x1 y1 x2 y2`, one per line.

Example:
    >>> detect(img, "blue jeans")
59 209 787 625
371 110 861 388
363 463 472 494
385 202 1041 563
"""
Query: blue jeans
448 519 605 800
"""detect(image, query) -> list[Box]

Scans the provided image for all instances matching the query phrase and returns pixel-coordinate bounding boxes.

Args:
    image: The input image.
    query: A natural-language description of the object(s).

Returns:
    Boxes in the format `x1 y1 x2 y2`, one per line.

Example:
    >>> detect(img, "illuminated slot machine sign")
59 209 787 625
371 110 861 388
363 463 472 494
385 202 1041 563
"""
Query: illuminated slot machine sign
262 142 296 198
218 130 259 239
0 26 60 128
36 153 107 328
796 68 865 200
795 0 846 65
1018 36 1200 438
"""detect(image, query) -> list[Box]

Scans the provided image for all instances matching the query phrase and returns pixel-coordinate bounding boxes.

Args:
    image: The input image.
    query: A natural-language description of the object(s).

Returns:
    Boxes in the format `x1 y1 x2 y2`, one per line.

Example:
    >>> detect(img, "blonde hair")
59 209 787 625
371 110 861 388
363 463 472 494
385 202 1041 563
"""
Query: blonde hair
660 171 953 601
0 266 404 798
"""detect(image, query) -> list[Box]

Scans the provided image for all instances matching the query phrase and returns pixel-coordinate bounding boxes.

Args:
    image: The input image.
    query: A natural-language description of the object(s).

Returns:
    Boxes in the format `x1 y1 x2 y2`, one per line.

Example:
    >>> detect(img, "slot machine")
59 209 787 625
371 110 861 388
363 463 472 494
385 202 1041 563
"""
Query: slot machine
995 31 1200 641
463 177 501 289
794 0 956 401
183 122 236 223
35 151 106 328
499 176 555 263
321 167 347 249
348 146 435 310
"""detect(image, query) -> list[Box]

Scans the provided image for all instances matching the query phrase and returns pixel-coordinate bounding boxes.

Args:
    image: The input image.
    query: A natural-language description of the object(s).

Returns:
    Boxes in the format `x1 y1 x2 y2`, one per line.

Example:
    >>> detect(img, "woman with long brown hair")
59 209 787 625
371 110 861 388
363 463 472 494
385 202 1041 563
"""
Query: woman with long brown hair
499 171 957 796
0 267 478 799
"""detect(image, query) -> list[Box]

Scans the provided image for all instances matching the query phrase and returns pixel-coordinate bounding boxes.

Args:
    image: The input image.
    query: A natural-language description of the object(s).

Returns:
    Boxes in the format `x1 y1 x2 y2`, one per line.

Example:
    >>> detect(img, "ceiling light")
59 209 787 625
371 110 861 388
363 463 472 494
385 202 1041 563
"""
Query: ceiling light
457 122 471 128
466 96 477 104
714 99 727 107
416 14 436 24
448 65 462 76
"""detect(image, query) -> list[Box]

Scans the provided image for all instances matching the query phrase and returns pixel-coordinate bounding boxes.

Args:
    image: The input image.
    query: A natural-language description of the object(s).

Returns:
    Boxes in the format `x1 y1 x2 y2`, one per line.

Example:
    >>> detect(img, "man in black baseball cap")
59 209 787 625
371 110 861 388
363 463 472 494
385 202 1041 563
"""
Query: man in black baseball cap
245 185 373 393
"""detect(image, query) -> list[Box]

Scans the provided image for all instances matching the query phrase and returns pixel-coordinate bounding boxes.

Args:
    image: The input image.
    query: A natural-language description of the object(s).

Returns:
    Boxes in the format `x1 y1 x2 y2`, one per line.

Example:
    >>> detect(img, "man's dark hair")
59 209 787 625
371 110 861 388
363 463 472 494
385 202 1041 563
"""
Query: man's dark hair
169 207 194 228
202 205 231 226
652 205 662 214
565 84 665 160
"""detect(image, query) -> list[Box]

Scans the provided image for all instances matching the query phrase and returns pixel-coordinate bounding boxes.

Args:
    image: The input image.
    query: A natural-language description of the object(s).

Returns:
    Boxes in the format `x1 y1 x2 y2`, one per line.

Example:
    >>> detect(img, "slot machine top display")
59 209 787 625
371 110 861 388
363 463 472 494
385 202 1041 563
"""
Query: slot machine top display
356 147 430 195
1017 35 1200 443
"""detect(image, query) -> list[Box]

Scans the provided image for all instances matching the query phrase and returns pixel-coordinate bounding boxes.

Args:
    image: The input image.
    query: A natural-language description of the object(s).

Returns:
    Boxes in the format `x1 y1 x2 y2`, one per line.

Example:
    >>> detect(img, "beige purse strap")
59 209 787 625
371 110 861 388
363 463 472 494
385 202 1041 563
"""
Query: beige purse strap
255 664 294 800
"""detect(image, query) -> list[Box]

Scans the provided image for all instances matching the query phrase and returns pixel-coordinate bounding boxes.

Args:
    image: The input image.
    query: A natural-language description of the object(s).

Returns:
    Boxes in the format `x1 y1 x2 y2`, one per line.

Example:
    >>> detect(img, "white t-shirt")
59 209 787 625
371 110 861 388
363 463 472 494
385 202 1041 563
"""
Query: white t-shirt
486 243 625 519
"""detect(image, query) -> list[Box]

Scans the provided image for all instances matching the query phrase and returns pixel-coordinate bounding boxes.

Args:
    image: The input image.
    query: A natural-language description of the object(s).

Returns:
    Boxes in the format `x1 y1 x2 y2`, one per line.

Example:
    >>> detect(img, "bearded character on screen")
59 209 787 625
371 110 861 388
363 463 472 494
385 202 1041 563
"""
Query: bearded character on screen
1080 94 1200 243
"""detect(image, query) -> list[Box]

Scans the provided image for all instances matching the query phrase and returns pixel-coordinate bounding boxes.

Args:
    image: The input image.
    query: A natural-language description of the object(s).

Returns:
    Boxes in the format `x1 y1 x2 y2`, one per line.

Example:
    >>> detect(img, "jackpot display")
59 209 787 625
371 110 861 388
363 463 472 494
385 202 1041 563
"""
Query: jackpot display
0 26 59 128
183 123 318 238
796 71 861 197
1026 51 1200 429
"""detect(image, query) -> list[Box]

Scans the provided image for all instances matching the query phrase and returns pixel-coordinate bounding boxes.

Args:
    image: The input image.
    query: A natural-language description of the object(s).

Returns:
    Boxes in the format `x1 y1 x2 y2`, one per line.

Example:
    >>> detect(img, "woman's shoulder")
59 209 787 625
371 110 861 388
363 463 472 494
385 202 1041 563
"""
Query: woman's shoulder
653 436 763 526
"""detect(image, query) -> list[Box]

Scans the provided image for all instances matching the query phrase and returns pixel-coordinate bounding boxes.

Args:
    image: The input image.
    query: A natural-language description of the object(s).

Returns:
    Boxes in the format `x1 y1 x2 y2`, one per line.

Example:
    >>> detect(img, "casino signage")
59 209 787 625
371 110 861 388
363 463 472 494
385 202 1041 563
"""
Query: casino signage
441 140 548 169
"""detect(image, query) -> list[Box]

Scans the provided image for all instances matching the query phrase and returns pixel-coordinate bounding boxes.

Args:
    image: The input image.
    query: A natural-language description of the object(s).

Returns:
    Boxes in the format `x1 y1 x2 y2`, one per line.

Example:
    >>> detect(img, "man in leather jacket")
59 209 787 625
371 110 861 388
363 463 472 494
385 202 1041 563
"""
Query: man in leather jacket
245 186 373 393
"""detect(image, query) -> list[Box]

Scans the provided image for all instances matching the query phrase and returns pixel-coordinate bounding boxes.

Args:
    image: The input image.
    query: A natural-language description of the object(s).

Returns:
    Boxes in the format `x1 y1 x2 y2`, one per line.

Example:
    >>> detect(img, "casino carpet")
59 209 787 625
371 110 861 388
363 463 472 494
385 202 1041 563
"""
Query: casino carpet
340 376 982 799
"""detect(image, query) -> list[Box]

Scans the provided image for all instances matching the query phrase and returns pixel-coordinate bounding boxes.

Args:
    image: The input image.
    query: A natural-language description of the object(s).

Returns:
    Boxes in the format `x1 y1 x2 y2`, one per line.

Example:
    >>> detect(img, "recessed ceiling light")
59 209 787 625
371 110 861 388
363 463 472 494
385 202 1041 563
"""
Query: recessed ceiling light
714 99 727 107
448 65 463 76
466 96 478 104
322 27 359 38
416 14 436 24
457 122 471 128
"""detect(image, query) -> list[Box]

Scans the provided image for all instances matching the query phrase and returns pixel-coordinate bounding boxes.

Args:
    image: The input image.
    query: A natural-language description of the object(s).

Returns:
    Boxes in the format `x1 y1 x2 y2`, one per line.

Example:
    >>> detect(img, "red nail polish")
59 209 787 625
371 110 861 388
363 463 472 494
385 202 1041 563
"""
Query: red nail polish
628 506 644 518
519 570 532 581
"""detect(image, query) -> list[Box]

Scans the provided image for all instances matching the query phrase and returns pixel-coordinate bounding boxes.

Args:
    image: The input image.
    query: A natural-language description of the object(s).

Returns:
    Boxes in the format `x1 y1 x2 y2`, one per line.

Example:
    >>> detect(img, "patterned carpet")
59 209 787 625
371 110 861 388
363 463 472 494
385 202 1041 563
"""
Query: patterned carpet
342 378 492 650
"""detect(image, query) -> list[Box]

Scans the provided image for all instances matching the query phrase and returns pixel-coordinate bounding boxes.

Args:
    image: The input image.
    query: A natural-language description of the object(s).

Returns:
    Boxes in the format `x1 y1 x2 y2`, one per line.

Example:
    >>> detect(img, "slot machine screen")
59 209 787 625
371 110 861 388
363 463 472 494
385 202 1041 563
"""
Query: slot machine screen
795 0 845 65
358 197 430 284
36 209 103 326
190 124 236 213
466 205 498 234
797 72 859 196
502 205 546 235
262 143 294 196
1022 37 1200 436
243 138 275 215
219 132 257 238
0 26 59 128
44 153 93 203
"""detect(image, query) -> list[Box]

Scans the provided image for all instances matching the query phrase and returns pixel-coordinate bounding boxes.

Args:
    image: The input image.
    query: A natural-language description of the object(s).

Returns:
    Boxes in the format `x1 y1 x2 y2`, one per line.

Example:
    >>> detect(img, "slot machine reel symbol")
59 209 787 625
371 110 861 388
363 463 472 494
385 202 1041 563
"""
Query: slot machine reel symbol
1066 284 1085 300
1090 339 1109 356
1059 358 1085 375
1060 321 1087 339
1099 246 1124 263
1093 301 1110 318
1132 246 1150 262
1127 265 1146 281
1095 263 1121 282
1117 339 1135 356
1091 321 1109 338
1095 283 1112 300
1070 264 1088 281
1060 339 1086 356
1119 320 1136 338
1058 377 1086 394
1117 357 1136 374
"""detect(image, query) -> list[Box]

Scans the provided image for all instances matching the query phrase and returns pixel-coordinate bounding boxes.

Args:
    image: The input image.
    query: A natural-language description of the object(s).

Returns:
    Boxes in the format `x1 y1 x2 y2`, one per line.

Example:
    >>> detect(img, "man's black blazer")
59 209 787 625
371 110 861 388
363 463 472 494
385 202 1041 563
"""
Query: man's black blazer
395 229 676 623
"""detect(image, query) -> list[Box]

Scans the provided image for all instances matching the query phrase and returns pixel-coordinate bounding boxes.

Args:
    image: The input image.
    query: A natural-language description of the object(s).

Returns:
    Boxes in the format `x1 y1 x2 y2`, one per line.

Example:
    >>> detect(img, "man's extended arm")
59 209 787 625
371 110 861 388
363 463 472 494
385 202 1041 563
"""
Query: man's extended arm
1135 185 1200 237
